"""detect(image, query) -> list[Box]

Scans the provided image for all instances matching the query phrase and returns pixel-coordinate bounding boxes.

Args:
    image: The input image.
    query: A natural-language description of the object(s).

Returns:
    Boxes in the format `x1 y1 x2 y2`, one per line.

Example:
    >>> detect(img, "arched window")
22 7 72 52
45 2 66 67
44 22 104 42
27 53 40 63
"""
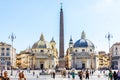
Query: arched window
90 49 92 52
75 50 77 52
41 50 44 52
82 49 85 52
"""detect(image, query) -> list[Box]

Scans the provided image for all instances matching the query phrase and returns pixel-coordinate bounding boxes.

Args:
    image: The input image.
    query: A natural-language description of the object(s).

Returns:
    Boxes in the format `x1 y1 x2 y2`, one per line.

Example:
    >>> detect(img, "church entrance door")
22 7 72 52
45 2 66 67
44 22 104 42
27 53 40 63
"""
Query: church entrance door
40 64 44 69
82 63 85 69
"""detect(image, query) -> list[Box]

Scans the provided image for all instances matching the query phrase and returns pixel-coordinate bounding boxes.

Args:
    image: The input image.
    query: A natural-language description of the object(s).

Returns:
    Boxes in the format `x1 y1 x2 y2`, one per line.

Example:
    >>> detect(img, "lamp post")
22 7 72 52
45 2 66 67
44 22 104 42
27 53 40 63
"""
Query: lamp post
105 32 113 69
9 33 16 76
105 32 113 50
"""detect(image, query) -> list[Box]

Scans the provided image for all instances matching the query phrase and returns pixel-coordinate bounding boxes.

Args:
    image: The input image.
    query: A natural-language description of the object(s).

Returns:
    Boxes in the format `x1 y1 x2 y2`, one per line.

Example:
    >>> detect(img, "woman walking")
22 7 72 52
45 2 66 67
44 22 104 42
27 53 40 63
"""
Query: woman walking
18 72 26 80
108 70 113 80
71 69 75 80
113 71 117 80
117 70 120 80
85 70 89 80
78 70 83 80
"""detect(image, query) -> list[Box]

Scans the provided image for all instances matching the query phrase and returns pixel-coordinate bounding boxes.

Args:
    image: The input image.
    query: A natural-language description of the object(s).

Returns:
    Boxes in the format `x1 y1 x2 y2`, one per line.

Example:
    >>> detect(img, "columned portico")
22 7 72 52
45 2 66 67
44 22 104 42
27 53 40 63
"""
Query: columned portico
71 55 93 69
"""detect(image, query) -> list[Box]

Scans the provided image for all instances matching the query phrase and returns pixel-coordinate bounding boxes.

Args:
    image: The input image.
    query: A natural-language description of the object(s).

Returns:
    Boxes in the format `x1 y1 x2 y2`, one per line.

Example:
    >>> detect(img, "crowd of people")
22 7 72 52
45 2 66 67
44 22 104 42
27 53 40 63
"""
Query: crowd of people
1 68 120 80
108 70 120 80
0 70 26 80
59 68 93 80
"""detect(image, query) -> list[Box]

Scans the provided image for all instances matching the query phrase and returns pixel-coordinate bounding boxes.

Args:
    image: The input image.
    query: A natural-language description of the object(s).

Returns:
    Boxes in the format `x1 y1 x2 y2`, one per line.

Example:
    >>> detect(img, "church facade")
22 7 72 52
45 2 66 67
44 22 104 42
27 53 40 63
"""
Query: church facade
17 34 58 69
65 31 96 69
31 34 58 69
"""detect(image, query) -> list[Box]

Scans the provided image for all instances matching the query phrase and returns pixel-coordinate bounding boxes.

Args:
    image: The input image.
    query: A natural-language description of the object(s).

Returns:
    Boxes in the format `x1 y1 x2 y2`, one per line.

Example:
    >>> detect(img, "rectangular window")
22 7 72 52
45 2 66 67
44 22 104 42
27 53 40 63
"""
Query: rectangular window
6 53 10 56
6 48 10 50
1 48 4 50
7 61 10 66
1 53 4 56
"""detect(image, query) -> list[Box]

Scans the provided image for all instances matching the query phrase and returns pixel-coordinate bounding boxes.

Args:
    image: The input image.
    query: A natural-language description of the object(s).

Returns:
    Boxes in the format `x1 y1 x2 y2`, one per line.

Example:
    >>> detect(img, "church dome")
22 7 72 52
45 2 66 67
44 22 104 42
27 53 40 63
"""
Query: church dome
73 31 95 48
32 34 51 49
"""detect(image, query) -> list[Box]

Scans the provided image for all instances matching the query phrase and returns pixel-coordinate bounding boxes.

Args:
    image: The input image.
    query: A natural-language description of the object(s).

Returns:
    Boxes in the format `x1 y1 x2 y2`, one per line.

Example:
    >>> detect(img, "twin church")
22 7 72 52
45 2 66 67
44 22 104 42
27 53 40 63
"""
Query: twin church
17 5 96 70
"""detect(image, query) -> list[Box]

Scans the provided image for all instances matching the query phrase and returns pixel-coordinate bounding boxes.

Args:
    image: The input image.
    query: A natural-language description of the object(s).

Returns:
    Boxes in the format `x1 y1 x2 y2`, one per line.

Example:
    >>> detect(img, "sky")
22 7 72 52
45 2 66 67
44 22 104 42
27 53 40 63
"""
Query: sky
0 0 120 54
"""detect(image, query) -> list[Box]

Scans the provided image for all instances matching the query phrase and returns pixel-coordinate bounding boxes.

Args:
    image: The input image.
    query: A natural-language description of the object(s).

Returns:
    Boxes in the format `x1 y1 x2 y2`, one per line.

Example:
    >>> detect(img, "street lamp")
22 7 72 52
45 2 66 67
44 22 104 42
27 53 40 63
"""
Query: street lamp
105 32 113 69
105 32 113 51
9 33 16 76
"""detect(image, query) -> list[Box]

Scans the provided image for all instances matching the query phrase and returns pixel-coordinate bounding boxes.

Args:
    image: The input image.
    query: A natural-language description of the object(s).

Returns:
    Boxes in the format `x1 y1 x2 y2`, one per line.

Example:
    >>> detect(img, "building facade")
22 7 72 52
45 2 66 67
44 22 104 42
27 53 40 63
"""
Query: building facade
0 42 16 70
110 42 120 69
17 34 58 70
16 51 33 69
97 51 110 69
65 31 96 69
31 34 58 69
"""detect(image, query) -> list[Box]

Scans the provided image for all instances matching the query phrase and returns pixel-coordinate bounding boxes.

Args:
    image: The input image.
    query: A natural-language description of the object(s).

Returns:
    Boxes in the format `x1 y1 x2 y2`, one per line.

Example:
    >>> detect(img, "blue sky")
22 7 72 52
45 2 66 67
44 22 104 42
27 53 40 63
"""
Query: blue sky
0 0 120 53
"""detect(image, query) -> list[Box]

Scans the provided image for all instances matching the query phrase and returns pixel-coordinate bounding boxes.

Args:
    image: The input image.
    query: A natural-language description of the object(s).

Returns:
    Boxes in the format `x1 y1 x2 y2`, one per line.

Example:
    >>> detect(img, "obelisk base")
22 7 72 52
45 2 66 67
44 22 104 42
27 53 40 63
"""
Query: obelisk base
59 57 66 68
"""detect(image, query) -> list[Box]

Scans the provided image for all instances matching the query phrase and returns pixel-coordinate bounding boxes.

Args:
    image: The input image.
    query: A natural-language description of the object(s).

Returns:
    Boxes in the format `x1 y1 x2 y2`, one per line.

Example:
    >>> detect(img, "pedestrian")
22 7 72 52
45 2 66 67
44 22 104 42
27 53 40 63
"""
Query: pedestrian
68 71 70 78
3 71 10 80
113 71 117 80
92 70 94 75
18 72 26 80
63 68 66 78
85 70 89 80
0 78 2 80
33 71 35 76
103 70 105 74
53 71 55 79
0 70 4 80
71 69 75 80
78 70 83 80
108 70 113 80
0 77 4 80
117 70 120 80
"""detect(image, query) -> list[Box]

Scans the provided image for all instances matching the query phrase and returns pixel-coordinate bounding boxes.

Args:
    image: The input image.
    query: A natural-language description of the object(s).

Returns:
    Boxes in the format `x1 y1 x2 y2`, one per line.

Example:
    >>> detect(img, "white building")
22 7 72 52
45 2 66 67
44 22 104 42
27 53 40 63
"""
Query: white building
30 34 58 69
110 42 120 69
66 31 96 69
0 42 16 70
